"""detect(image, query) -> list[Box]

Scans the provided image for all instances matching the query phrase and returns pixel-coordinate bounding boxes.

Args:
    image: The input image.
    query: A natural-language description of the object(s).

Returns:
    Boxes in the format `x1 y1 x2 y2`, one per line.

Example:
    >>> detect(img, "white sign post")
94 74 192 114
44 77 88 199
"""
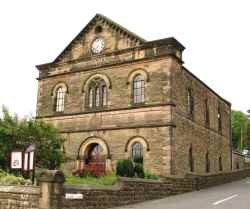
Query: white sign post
23 144 36 184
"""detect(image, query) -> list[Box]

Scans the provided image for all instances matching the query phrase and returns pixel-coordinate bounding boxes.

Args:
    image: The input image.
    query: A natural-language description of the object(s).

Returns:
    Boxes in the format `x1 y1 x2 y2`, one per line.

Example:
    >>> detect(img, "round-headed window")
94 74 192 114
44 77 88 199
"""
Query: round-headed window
131 142 143 163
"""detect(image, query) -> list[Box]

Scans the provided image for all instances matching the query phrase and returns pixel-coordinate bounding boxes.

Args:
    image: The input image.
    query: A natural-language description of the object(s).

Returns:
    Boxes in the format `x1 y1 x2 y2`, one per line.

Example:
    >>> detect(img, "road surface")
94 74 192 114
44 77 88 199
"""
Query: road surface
114 177 250 209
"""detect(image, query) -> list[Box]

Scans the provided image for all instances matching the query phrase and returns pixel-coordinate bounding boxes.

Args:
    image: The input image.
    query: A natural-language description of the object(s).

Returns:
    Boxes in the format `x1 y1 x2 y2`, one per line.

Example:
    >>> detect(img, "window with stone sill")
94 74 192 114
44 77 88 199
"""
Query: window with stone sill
133 74 145 105
218 104 222 134
131 142 143 164
189 145 194 172
55 87 65 112
204 98 210 127
219 156 223 171
87 78 108 109
187 88 194 119
205 152 210 173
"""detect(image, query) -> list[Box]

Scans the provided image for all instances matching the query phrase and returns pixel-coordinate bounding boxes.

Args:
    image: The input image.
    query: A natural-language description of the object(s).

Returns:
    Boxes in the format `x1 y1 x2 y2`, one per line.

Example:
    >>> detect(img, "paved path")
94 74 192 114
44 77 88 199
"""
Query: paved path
114 178 250 209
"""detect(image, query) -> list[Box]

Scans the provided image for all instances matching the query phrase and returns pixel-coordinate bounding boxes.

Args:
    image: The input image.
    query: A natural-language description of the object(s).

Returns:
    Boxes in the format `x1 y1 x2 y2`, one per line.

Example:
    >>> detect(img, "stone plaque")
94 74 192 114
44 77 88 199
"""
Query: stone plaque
65 193 83 199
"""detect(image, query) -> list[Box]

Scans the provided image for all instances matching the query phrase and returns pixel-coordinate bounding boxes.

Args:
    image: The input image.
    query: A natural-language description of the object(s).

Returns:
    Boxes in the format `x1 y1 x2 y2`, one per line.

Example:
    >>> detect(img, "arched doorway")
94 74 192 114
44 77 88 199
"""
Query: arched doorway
76 137 111 176
83 143 106 176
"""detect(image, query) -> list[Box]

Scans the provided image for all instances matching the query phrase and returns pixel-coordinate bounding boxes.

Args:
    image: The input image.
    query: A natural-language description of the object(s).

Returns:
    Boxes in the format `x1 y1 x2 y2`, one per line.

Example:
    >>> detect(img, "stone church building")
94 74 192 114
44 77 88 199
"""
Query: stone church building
36 14 232 176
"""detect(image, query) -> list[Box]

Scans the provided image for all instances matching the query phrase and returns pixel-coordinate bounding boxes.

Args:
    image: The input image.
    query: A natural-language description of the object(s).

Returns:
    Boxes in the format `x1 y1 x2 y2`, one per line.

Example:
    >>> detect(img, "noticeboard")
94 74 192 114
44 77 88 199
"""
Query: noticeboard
10 151 23 169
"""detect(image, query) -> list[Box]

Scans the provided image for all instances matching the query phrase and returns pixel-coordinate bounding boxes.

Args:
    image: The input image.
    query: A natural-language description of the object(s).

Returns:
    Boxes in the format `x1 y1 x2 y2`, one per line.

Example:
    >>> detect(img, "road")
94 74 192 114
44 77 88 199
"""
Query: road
114 178 250 209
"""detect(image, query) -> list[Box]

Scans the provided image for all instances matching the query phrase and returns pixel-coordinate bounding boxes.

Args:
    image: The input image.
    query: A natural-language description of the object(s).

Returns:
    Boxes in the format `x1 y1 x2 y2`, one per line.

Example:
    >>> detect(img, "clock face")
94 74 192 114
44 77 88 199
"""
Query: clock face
91 38 105 54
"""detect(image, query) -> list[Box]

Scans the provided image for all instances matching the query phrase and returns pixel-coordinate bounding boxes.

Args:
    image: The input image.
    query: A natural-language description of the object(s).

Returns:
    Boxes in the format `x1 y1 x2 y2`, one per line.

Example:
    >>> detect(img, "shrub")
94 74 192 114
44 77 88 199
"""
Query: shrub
0 170 31 185
144 171 160 180
0 106 66 171
134 163 144 178
116 159 134 177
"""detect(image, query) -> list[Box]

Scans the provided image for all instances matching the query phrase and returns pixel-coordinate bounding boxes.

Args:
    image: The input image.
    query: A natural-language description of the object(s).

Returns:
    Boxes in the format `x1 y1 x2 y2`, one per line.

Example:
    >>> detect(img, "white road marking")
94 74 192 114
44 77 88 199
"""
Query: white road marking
213 194 239 205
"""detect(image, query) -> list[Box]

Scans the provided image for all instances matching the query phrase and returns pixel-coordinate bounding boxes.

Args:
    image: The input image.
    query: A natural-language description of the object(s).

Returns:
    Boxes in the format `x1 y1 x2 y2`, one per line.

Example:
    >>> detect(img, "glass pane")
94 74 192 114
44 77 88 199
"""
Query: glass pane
102 86 107 106
96 88 100 107
132 143 143 163
89 88 94 108
133 75 145 104
56 88 65 112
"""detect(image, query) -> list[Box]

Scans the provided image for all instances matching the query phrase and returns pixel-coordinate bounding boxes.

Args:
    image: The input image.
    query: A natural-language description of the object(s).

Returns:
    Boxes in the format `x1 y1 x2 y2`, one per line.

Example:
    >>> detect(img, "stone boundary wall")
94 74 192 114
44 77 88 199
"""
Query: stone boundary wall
0 185 39 209
62 168 250 209
62 177 196 209
187 168 250 190
0 169 250 209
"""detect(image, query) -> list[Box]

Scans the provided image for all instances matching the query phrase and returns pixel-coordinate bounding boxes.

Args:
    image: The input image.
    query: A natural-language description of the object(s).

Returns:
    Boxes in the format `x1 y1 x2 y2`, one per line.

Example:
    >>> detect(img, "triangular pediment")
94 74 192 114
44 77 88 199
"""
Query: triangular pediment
54 14 146 64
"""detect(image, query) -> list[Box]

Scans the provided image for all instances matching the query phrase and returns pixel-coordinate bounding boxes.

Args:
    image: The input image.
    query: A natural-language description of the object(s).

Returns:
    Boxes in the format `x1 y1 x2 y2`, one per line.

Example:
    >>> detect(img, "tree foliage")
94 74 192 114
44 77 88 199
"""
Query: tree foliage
0 106 65 171
231 110 250 150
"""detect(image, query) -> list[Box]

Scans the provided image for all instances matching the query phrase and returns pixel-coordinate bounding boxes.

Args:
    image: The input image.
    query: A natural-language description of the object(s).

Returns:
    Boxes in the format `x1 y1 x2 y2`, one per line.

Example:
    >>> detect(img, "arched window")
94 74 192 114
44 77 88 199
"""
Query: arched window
55 87 65 112
133 75 145 104
205 152 210 173
189 145 194 172
87 78 108 109
131 142 143 163
219 156 223 171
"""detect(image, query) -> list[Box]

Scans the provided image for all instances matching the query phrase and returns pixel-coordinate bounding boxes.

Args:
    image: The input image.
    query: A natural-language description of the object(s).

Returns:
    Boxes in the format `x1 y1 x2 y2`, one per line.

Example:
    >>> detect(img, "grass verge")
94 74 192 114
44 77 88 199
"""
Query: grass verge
65 174 118 186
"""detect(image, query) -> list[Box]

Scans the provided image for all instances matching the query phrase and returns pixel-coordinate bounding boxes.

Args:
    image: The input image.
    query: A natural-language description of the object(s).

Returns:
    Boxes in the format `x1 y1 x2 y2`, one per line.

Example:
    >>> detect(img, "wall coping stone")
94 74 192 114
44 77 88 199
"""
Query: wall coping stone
119 177 163 183
64 184 121 191
0 185 40 194
186 168 250 178
38 170 65 183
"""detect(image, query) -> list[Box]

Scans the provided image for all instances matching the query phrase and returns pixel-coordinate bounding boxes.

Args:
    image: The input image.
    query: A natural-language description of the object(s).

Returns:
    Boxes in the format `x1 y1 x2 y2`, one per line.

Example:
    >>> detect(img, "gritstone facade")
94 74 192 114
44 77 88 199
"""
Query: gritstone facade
36 14 232 176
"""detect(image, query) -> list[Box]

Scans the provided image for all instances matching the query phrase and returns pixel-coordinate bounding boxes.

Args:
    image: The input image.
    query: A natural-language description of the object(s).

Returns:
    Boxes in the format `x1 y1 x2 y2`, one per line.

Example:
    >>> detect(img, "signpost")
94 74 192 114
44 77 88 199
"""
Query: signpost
24 144 36 184
10 151 23 169
10 144 36 184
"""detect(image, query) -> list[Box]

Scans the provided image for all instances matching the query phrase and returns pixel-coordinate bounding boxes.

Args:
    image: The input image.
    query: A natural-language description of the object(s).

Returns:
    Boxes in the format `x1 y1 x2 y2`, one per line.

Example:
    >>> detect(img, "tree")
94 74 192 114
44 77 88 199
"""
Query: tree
0 106 65 171
231 110 250 150
244 122 250 150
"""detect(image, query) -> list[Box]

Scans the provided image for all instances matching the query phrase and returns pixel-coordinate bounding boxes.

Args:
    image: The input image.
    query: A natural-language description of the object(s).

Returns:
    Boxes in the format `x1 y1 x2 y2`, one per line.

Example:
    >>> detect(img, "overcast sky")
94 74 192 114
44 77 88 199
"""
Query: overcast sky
0 0 249 117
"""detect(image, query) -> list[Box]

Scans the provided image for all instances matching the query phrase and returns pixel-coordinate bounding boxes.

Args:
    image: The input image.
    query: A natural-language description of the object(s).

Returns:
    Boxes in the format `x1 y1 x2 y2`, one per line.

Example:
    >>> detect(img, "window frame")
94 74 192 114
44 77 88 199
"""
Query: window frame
55 87 66 113
219 155 223 171
131 142 144 164
205 152 210 173
204 98 210 127
87 78 108 110
187 88 194 119
132 74 145 105
189 145 194 172
218 103 222 134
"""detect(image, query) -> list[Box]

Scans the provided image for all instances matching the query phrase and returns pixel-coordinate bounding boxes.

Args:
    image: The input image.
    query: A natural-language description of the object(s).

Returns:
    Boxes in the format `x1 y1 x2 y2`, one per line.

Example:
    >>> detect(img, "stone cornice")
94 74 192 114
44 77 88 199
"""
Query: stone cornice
58 122 176 134
36 102 176 119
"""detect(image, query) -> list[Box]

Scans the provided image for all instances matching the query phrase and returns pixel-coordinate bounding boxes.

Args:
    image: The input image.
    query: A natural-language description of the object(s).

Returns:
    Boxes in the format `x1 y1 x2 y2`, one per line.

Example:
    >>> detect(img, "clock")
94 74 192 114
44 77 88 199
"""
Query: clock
91 38 105 54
